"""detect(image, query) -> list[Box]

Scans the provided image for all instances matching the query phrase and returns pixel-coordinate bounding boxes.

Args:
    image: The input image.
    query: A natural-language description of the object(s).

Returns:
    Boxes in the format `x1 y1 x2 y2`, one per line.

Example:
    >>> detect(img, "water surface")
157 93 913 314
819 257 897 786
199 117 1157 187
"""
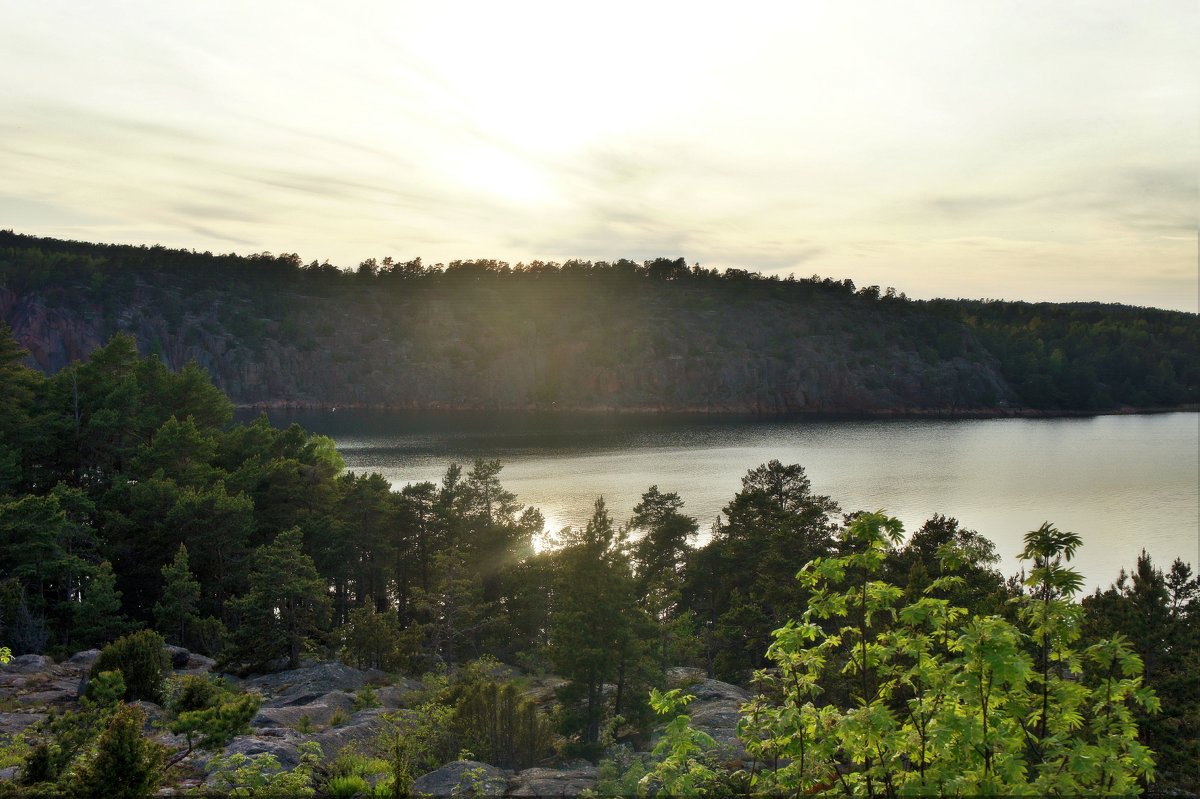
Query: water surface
250 410 1199 591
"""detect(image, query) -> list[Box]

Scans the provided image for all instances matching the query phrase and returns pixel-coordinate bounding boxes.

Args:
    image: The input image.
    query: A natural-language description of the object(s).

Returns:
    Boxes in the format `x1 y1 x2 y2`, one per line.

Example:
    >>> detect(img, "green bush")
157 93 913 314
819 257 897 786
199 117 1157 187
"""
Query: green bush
89 630 170 703
164 674 260 757
325 774 370 798
165 673 219 713
72 704 164 799
352 684 379 712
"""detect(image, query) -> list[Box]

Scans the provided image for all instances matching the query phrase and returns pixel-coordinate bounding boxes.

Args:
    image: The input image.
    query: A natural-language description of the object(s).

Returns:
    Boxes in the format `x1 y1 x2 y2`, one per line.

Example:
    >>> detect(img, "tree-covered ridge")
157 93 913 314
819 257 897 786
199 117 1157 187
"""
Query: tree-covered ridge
3 230 1196 413
1 328 1196 796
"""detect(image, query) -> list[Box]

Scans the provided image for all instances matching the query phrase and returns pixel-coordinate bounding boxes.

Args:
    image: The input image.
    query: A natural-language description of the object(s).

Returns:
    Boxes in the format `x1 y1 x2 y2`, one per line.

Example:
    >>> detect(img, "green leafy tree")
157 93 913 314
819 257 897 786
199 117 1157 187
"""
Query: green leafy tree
660 513 1160 797
229 527 330 670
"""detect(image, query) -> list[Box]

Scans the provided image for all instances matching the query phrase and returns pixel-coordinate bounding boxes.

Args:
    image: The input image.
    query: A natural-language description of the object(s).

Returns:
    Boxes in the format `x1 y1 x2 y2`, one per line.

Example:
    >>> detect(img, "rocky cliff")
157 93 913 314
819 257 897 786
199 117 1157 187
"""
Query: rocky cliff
3 232 1195 414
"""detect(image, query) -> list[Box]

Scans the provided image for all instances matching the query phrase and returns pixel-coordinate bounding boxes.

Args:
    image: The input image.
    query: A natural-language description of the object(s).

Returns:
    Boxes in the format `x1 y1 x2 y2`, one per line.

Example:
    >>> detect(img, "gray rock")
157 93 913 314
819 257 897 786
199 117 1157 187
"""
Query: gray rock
243 663 368 707
251 691 357 729
67 649 102 669
184 652 216 672
312 708 388 756
508 763 598 797
669 678 750 765
164 645 192 669
128 700 168 731
372 680 423 709
16 685 76 707
689 678 751 705
411 760 508 798
0 766 18 781
3 655 53 674
219 734 303 770
664 666 706 688
0 712 46 734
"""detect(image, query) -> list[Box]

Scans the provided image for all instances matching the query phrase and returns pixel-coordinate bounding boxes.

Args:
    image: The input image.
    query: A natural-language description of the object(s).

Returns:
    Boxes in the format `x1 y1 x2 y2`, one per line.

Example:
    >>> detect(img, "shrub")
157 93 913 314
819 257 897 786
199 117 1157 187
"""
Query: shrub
325 774 370 798
72 704 164 799
163 674 260 760
352 684 379 712
165 674 219 714
81 670 126 708
89 630 170 703
205 740 322 798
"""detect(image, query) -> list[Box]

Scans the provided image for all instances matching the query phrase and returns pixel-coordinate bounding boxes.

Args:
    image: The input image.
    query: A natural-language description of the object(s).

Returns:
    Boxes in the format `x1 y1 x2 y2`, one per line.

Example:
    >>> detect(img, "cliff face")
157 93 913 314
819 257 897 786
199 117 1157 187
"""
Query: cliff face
5 232 1192 414
0 281 1015 414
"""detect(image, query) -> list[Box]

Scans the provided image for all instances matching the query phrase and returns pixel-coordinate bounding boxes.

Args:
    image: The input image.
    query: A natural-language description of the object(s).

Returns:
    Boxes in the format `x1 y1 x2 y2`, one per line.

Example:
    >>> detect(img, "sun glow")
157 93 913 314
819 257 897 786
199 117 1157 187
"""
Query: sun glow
449 146 558 205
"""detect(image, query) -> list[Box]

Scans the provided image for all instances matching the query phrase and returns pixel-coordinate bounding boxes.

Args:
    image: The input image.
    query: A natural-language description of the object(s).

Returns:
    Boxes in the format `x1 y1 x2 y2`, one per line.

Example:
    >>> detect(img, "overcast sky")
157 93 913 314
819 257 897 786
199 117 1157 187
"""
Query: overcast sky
2 1 1196 310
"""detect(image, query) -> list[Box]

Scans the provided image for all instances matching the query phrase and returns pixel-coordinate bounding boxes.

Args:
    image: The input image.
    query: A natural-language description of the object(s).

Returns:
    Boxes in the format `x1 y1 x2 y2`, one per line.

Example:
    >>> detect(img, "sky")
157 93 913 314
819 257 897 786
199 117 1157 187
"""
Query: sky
2 1 1197 311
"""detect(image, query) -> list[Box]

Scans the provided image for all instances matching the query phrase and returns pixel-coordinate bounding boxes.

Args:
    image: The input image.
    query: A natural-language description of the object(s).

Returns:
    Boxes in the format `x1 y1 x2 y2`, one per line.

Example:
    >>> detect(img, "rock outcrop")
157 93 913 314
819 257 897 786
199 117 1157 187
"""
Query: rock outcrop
411 760 509 797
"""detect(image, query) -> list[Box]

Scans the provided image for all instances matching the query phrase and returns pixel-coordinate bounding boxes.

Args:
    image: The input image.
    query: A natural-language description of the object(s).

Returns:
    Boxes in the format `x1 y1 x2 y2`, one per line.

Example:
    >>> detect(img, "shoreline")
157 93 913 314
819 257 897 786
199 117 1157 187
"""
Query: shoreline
232 401 1200 421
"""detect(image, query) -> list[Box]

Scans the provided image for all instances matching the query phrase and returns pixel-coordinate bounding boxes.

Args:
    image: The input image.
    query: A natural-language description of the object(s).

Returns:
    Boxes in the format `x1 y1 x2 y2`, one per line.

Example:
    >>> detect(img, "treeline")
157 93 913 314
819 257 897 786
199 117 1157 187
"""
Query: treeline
1 328 1197 792
3 230 1196 413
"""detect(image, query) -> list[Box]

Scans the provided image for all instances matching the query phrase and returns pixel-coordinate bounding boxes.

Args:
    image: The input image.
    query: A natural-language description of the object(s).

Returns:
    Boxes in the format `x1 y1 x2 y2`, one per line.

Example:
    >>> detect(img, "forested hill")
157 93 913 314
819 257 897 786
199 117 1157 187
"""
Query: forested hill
2 230 1196 414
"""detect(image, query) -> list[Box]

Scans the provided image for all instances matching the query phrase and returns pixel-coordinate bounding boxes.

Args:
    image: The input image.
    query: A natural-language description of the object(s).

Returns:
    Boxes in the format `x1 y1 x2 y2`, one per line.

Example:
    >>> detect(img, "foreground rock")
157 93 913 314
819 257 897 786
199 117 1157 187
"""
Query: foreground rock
242 662 369 707
666 676 751 765
508 762 598 797
412 760 508 797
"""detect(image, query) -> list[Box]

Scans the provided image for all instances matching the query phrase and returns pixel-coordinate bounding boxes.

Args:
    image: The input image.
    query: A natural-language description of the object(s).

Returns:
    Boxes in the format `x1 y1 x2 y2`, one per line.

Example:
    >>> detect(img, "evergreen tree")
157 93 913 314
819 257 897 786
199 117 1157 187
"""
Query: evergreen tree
630 485 697 592
73 704 164 799
229 527 330 670
550 498 644 754
154 544 200 646
683 461 839 681
74 561 136 648
1084 552 1200 793
0 323 40 494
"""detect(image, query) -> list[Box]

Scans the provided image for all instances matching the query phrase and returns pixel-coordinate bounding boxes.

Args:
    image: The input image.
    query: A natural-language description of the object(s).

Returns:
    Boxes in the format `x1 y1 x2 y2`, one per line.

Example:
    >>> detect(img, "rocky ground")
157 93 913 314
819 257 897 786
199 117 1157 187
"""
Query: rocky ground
0 650 750 796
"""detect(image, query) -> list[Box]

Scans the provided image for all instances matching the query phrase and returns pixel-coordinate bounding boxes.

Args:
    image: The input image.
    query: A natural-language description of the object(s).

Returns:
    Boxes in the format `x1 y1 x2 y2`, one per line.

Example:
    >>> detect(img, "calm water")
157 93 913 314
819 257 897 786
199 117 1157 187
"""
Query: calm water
250 410 1199 591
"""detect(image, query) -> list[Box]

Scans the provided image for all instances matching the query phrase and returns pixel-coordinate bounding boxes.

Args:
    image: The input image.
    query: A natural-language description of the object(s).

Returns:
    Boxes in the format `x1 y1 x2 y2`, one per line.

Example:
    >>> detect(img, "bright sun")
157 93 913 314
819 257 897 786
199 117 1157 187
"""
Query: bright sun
450 145 558 206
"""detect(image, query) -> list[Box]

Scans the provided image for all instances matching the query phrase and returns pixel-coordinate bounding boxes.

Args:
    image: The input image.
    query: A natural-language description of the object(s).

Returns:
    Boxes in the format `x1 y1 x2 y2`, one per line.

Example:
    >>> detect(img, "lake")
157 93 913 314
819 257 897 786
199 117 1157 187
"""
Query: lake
248 410 1199 591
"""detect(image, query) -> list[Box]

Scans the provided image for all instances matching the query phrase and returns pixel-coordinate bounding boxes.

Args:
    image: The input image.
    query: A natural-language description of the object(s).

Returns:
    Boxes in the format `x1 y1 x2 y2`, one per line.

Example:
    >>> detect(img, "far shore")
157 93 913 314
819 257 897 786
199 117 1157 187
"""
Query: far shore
232 402 1200 421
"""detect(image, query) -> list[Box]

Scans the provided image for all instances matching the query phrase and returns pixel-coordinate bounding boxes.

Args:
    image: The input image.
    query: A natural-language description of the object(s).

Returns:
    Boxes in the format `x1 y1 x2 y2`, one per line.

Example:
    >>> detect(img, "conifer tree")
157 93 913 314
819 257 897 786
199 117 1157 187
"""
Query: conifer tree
74 561 135 648
73 704 164 799
154 544 200 646
229 527 329 670
551 499 645 753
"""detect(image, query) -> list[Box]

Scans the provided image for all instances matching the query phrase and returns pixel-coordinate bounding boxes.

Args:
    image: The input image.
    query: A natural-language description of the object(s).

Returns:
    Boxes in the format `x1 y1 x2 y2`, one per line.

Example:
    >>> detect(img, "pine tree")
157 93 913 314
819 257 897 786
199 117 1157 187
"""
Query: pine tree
74 561 135 649
73 704 164 799
229 528 330 670
154 544 200 646
550 498 645 754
